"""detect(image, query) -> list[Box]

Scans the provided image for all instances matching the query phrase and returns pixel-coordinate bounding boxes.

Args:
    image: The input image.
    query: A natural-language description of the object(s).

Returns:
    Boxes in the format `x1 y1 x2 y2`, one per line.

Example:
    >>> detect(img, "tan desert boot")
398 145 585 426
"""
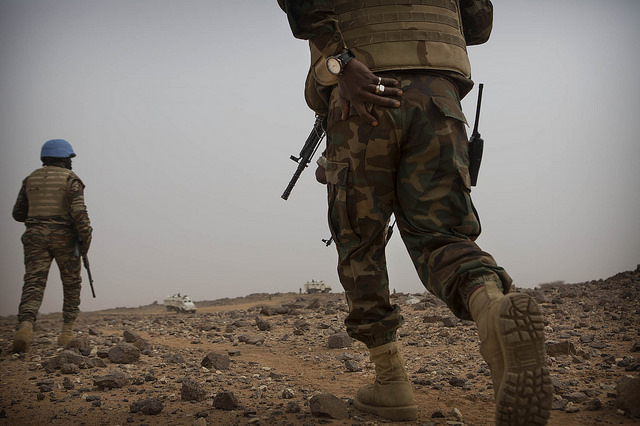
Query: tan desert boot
57 321 75 346
469 282 553 425
13 321 34 353
353 341 418 421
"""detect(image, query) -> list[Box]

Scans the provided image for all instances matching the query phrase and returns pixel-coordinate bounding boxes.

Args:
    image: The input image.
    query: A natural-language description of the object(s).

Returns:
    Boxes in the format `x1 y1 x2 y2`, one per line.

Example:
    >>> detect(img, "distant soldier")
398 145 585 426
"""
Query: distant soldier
12 139 92 352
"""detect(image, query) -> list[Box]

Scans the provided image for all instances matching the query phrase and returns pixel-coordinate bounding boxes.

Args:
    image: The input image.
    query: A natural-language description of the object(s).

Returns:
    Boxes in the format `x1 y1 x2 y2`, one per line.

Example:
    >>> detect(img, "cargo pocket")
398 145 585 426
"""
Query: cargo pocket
324 160 355 243
431 95 472 191
431 95 468 125
431 95 479 238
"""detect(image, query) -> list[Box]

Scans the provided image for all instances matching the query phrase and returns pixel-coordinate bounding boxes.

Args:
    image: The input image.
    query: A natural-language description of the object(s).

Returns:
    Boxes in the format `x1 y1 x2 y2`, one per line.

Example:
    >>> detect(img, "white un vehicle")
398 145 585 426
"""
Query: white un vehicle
163 294 196 313
304 280 332 294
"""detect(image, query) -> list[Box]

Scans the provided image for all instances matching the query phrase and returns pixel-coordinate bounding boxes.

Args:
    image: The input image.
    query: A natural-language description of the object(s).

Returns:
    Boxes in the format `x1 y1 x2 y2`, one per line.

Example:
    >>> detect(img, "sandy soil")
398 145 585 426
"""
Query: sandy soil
0 269 639 426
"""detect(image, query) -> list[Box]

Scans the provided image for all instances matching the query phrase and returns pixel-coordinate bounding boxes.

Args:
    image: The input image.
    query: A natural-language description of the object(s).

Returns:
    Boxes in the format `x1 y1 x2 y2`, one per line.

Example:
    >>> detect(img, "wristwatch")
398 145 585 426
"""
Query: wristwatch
326 49 355 76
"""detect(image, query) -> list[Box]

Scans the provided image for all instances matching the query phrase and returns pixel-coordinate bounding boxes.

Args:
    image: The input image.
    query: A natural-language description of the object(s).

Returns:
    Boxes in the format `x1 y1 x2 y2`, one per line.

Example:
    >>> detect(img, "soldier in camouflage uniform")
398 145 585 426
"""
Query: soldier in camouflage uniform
12 139 92 352
279 1 552 424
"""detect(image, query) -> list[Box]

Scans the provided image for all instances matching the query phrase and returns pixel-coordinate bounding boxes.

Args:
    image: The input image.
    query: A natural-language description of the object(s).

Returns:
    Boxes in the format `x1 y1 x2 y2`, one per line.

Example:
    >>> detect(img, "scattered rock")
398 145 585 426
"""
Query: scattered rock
309 392 348 420
194 410 208 419
451 407 464 421
181 379 207 402
441 316 459 327
306 298 321 309
42 350 86 372
60 363 80 374
123 329 142 343
64 335 92 356
201 352 230 370
344 359 361 372
423 315 442 324
162 352 185 364
260 305 288 316
579 335 595 344
237 334 264 346
130 397 164 415
122 329 151 353
564 391 588 403
587 398 602 411
564 402 580 413
255 316 271 331
280 388 295 399
292 319 310 333
62 377 75 390
213 391 242 410
92 357 107 368
108 342 141 364
327 332 352 349
449 376 466 387
545 341 577 357
94 369 129 389
285 401 301 413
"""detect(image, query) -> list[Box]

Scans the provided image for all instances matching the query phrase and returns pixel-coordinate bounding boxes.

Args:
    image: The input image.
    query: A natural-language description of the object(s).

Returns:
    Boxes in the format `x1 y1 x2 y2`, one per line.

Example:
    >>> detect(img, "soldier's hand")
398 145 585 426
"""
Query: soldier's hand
337 58 402 126
79 240 91 256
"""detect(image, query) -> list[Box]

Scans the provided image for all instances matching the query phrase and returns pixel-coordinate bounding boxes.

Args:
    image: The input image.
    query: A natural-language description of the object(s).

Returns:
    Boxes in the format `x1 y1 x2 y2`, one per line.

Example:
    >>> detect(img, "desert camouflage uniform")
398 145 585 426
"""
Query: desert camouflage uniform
13 165 92 324
324 73 511 346
281 0 511 348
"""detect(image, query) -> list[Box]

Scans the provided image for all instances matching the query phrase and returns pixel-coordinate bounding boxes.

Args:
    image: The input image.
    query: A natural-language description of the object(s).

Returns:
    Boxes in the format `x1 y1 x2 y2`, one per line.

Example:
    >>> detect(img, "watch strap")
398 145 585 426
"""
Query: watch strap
337 49 355 67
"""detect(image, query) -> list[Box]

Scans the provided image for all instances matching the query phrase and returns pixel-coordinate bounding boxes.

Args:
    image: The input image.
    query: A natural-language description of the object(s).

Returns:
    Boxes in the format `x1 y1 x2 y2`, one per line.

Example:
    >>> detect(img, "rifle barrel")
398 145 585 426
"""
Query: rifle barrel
281 162 307 200
82 254 96 298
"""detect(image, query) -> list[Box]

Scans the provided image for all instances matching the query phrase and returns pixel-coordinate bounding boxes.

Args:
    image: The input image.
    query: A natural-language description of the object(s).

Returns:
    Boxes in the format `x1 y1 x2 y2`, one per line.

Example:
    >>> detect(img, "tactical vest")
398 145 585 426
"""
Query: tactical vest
25 166 73 217
305 0 471 114
335 0 471 77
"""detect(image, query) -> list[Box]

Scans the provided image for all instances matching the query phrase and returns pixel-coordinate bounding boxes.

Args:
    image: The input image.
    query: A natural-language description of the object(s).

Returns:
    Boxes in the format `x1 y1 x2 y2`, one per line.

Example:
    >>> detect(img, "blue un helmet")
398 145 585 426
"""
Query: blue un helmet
40 139 76 160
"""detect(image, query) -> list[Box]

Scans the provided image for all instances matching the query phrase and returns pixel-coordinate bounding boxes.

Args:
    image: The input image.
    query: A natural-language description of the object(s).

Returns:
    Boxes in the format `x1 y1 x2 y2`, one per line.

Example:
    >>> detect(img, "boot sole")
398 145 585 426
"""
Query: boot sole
495 293 552 425
353 398 418 421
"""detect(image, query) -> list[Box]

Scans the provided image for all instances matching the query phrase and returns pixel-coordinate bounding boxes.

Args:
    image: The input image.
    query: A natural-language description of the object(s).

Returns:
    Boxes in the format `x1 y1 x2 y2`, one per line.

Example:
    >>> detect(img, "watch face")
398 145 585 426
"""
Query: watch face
326 57 342 75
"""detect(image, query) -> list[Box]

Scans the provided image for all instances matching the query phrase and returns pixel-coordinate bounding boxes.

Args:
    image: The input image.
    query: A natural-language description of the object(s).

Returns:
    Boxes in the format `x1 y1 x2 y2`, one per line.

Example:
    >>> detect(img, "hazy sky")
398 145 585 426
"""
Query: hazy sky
1 0 639 317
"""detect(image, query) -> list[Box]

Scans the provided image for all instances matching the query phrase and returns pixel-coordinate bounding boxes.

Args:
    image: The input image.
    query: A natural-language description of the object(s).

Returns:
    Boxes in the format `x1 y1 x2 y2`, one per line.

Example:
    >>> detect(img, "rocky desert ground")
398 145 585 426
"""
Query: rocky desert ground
1 266 639 426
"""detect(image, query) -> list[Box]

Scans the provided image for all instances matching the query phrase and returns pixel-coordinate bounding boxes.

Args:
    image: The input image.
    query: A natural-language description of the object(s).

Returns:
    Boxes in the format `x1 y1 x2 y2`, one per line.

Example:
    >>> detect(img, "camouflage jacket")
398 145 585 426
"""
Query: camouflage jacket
278 0 493 60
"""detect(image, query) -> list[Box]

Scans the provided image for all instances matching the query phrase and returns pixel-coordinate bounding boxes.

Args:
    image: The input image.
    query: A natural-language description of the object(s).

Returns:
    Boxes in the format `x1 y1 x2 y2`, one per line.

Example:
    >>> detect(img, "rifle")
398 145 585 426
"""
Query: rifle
74 242 96 298
281 115 327 200
468 83 484 187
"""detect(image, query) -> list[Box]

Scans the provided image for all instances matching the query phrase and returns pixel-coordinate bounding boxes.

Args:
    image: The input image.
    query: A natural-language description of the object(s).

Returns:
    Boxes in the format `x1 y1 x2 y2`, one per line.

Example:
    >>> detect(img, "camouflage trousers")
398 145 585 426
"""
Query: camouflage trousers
18 224 81 323
323 72 512 348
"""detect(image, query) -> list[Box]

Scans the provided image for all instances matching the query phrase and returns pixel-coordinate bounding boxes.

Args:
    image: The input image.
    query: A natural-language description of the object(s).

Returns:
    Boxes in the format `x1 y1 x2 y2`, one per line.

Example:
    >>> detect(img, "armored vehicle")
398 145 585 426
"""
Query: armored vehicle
304 280 331 294
164 293 196 313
